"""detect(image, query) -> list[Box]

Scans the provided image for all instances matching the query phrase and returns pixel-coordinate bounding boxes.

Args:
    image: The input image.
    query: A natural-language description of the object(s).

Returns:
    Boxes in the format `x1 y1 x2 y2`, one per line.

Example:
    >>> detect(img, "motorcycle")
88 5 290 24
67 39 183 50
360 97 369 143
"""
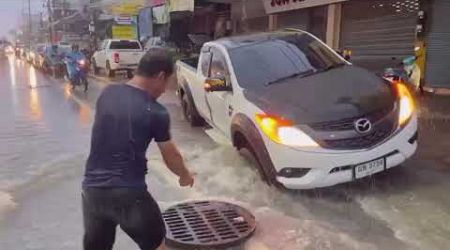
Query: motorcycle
66 57 89 92
383 56 421 92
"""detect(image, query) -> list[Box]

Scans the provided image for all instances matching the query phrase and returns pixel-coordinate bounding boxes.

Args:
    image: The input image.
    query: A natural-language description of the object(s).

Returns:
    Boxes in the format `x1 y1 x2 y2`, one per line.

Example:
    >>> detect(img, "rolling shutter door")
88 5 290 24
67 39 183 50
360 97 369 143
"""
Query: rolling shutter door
425 0 450 88
341 0 419 73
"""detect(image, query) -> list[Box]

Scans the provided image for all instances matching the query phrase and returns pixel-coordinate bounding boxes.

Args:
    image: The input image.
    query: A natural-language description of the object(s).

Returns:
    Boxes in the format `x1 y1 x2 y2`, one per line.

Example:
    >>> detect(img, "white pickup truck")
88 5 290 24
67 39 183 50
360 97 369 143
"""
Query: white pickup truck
92 39 144 78
176 30 417 190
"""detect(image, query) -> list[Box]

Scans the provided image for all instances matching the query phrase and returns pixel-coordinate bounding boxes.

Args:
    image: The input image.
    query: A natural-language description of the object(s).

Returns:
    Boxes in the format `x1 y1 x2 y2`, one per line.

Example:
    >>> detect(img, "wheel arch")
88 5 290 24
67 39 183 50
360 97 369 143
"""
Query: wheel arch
231 113 277 180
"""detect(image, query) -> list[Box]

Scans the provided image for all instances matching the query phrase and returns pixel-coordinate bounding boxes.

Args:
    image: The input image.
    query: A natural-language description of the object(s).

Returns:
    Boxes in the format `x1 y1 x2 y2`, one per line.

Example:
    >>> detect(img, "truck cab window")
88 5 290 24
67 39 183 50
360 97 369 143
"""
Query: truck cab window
200 52 212 77
210 48 230 81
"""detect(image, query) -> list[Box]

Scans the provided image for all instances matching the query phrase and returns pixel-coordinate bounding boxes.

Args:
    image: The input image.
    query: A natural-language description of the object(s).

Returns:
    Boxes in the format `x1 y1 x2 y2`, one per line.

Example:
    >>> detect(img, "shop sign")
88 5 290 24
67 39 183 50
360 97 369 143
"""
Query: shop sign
148 0 165 7
112 25 138 40
110 1 145 15
169 0 194 12
115 16 134 25
262 0 347 14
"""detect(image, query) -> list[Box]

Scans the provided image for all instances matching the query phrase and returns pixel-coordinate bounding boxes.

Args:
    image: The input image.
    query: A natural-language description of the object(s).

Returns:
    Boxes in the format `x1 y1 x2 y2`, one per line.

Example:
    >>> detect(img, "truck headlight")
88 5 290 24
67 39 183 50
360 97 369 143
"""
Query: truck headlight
396 83 415 126
255 114 318 147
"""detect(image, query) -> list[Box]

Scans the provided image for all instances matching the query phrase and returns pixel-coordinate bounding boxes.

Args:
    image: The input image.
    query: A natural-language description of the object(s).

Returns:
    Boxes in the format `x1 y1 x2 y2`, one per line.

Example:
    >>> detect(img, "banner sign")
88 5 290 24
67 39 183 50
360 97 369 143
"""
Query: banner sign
112 16 138 40
112 25 138 40
262 0 347 14
169 0 194 12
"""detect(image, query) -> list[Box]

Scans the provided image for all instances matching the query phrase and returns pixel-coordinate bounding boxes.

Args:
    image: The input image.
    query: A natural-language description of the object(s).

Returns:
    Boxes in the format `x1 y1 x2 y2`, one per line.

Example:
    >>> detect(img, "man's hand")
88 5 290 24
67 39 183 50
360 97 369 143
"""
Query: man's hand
179 171 195 187
158 141 195 188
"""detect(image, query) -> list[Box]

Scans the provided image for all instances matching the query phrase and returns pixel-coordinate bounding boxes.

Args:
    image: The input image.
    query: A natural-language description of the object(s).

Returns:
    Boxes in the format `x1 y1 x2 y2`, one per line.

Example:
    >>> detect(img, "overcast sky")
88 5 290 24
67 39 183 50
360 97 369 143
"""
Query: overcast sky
0 0 43 38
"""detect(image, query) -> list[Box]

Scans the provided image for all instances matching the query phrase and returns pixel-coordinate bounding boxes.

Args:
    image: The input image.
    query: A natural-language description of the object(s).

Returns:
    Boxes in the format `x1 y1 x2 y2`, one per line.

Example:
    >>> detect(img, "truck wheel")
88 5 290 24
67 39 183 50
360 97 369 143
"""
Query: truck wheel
236 134 283 189
106 61 115 78
92 59 100 75
126 70 133 79
181 94 203 127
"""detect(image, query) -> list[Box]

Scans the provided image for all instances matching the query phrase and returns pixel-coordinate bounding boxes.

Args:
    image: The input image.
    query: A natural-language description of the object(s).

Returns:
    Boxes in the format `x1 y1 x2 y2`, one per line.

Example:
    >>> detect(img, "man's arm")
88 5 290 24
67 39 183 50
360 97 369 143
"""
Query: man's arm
157 141 194 187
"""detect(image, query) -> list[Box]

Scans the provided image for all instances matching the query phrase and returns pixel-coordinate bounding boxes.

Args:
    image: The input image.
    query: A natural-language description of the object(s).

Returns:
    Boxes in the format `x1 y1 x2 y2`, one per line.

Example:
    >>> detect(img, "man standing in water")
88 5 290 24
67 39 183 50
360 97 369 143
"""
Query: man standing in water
82 48 195 250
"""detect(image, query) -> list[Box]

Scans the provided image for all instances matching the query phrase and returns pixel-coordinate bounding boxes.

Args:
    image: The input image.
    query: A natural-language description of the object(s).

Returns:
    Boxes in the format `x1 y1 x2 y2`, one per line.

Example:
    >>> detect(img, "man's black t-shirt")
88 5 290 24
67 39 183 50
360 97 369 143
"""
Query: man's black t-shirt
83 84 171 189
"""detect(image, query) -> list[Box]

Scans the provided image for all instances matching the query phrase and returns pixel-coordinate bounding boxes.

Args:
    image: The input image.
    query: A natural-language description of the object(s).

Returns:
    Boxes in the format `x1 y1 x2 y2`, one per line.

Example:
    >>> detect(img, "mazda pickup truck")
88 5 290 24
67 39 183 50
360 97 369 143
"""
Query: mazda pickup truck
176 30 418 189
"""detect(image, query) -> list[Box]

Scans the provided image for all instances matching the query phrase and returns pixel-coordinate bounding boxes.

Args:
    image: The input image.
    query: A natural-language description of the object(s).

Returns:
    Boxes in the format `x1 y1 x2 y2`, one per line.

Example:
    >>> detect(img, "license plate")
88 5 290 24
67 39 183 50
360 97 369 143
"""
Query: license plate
355 158 385 179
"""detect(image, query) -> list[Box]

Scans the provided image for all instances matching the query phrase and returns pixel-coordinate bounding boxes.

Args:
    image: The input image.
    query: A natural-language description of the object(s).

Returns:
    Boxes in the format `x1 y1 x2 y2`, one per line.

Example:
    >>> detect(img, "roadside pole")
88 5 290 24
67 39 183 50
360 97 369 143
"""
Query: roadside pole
28 0 31 50
48 0 53 43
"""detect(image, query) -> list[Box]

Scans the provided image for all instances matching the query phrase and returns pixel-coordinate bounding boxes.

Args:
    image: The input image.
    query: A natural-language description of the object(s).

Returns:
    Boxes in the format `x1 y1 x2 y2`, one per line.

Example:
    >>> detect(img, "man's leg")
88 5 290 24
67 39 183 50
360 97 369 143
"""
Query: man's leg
119 191 166 250
82 192 117 250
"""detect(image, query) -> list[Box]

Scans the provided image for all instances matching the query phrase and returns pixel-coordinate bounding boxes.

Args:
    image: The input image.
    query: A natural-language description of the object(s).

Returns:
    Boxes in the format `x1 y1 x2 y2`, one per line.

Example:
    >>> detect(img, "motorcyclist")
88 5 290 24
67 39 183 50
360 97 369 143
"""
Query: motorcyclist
65 44 88 90
44 45 62 74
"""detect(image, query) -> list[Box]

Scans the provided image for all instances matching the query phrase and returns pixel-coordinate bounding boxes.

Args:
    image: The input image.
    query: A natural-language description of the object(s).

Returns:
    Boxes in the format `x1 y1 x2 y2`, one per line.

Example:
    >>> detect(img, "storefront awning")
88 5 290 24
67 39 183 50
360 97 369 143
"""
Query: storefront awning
262 0 347 14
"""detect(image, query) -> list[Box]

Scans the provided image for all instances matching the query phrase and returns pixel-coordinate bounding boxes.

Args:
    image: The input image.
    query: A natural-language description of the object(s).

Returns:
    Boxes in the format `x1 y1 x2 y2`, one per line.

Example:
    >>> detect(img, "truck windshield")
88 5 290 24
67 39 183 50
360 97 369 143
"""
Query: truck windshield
110 41 141 50
228 33 345 88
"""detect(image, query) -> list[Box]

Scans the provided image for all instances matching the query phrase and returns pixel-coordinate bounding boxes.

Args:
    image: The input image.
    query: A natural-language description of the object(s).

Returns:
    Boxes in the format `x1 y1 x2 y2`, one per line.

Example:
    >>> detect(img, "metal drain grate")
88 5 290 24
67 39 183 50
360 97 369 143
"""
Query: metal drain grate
163 201 256 249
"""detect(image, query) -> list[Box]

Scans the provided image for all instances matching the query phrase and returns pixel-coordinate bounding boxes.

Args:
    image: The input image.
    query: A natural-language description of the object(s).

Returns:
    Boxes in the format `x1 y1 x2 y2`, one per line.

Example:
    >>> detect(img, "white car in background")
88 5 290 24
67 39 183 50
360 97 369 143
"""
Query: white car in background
91 39 144 78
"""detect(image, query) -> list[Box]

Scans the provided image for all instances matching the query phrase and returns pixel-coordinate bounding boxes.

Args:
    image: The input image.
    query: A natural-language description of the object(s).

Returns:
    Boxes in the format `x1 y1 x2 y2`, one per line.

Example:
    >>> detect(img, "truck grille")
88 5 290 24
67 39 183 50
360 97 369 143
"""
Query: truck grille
310 107 392 131
323 123 394 150
313 105 398 150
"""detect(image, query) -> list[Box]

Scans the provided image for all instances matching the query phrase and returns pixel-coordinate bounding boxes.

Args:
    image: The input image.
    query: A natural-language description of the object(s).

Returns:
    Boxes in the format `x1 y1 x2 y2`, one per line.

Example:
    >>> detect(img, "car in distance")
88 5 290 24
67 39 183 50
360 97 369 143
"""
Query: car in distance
91 39 144 79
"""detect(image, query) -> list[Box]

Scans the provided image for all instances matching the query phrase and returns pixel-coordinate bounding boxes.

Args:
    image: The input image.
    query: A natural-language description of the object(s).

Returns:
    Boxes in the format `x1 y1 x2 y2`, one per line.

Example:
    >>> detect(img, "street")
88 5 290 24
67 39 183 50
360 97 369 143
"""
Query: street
0 55 449 250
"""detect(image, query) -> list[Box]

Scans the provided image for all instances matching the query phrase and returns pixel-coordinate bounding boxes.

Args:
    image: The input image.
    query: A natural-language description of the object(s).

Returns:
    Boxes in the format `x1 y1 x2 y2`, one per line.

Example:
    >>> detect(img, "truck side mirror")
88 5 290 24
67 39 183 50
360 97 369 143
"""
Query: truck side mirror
204 77 231 92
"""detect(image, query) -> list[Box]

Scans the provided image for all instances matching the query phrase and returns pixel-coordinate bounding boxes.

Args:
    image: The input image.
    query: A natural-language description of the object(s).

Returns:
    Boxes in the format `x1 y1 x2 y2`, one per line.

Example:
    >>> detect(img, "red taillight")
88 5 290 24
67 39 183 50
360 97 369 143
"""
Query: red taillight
113 53 120 63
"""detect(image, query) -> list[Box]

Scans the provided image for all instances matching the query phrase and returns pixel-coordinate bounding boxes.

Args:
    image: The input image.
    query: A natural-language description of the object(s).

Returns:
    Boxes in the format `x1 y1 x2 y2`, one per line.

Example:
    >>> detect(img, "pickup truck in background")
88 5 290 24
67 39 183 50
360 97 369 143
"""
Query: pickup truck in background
176 30 417 190
91 39 144 78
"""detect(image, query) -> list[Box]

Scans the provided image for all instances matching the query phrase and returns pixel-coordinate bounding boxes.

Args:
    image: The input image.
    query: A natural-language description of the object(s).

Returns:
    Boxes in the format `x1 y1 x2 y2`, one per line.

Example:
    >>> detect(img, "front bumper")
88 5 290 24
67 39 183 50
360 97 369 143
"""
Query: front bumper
110 63 138 71
268 116 418 189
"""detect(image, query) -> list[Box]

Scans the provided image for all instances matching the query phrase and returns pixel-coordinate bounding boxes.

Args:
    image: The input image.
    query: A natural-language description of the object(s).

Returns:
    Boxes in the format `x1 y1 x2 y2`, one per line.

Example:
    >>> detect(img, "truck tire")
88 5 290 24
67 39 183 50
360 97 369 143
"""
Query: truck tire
106 61 115 78
181 94 204 127
241 140 283 189
92 59 100 75
232 126 283 189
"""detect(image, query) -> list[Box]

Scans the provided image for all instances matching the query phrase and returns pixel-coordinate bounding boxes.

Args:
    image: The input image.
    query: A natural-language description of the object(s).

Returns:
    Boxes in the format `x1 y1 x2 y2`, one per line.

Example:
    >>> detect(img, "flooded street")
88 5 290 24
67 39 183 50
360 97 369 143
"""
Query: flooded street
0 55 450 250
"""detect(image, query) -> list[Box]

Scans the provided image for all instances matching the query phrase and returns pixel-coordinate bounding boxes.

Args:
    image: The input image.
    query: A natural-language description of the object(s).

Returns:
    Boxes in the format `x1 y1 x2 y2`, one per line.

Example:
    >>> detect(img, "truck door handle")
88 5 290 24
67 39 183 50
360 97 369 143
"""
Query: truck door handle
228 105 233 116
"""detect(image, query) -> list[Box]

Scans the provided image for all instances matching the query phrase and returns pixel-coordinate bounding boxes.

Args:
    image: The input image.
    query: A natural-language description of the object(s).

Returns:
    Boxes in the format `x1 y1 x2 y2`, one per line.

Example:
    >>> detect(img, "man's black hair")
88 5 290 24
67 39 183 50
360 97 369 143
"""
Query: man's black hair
136 48 174 78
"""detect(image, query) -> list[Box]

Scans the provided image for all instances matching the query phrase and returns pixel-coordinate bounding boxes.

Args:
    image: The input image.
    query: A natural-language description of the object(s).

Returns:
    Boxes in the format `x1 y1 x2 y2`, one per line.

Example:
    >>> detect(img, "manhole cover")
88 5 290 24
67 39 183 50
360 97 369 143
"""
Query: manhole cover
163 201 256 249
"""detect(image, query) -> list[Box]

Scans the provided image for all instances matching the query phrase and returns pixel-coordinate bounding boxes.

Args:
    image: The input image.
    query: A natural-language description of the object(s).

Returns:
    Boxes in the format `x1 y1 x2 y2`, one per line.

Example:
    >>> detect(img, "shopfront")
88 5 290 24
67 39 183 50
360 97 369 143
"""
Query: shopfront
340 0 419 73
424 0 450 88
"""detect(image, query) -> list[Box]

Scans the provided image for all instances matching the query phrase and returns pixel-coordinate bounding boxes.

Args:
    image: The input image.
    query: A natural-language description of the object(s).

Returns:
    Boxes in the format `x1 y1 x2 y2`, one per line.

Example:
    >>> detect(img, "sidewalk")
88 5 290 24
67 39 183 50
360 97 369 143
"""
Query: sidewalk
418 93 450 121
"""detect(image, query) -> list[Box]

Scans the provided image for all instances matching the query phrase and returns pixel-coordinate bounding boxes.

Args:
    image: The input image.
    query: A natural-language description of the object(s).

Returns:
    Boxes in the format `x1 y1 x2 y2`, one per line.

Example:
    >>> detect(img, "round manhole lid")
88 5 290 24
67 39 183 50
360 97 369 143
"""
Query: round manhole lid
163 200 256 249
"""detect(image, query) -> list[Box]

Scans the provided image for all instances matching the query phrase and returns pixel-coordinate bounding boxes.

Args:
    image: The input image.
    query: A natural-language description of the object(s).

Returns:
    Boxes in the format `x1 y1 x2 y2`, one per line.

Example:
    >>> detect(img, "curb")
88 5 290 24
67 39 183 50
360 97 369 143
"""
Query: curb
423 87 450 97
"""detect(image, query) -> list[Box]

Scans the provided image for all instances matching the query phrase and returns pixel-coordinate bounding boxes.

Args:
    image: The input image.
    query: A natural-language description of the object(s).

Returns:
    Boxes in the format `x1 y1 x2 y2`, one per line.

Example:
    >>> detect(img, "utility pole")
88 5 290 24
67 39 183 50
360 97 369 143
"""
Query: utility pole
28 0 32 49
47 0 53 43
62 0 66 41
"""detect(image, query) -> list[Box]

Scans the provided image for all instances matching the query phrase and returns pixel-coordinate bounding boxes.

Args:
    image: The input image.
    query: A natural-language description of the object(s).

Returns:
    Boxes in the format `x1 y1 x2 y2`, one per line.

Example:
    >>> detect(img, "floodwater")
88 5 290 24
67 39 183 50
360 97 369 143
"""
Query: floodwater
0 55 449 250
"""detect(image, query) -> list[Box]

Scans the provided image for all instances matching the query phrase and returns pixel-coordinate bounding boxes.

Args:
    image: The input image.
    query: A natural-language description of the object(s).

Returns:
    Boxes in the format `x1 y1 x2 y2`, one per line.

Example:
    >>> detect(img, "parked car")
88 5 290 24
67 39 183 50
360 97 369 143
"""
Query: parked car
176 30 418 189
91 39 144 78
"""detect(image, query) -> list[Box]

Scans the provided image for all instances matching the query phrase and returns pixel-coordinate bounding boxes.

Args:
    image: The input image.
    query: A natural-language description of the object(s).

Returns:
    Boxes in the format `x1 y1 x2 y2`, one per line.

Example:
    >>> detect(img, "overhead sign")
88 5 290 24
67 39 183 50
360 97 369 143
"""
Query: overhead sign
262 0 347 14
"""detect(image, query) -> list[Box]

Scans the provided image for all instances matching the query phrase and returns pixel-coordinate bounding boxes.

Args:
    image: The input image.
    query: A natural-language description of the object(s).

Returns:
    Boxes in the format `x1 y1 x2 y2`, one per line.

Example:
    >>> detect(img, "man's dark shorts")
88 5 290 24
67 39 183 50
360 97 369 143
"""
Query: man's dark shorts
82 188 166 250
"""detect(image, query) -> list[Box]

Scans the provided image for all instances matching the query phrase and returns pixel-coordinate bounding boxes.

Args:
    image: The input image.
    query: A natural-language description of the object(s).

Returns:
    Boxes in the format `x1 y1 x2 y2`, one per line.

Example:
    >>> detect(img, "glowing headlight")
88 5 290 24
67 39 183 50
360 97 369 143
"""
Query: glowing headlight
255 114 319 147
396 83 415 125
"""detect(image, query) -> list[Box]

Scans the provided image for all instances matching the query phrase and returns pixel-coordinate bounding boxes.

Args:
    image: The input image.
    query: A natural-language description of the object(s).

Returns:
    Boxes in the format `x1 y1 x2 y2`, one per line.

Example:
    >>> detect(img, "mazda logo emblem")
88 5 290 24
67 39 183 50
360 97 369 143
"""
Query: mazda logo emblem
354 118 372 134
